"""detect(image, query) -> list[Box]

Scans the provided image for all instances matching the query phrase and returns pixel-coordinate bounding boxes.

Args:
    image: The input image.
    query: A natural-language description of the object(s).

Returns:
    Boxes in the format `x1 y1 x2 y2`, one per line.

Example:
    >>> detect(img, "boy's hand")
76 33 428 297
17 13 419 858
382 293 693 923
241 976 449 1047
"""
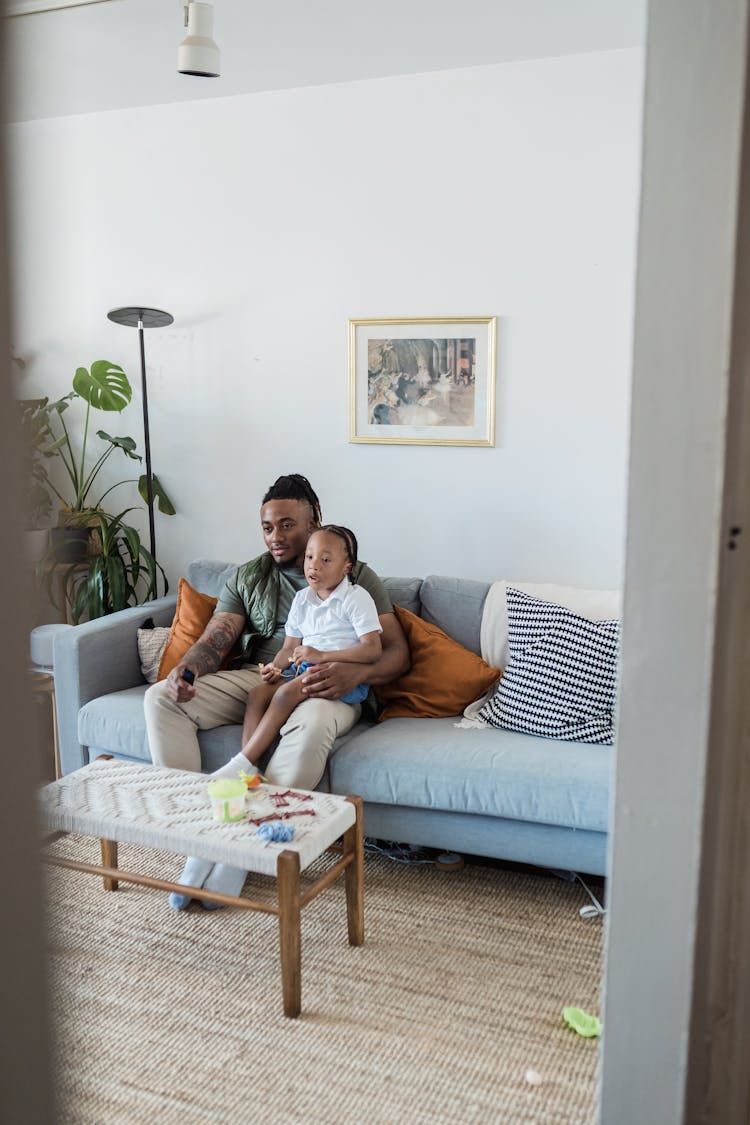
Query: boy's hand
260 663 282 683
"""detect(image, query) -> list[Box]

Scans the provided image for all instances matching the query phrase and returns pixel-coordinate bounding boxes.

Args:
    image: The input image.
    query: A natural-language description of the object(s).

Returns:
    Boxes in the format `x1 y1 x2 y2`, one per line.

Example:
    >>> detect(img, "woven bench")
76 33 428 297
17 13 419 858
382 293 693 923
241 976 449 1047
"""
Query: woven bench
38 759 364 1017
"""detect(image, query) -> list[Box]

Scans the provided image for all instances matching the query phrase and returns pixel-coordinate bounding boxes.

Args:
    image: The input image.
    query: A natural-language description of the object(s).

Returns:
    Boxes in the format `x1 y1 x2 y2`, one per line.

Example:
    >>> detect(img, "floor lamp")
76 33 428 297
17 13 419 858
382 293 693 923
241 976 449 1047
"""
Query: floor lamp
106 306 173 560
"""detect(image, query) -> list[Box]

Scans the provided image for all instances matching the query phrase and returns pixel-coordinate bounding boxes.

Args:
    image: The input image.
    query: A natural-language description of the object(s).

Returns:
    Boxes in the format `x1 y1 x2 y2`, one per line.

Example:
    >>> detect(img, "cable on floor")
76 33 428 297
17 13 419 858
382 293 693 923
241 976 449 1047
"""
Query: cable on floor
550 867 606 919
364 838 435 865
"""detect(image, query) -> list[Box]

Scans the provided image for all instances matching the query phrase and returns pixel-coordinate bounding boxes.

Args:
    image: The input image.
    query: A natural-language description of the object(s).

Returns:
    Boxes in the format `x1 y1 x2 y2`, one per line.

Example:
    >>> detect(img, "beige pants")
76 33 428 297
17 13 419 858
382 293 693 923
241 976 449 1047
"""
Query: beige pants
143 667 361 790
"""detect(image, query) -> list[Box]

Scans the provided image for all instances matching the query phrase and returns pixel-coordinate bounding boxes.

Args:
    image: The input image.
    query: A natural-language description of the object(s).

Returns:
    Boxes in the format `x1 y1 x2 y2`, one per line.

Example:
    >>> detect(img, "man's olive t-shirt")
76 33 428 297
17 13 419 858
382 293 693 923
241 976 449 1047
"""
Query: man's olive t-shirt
216 561 392 667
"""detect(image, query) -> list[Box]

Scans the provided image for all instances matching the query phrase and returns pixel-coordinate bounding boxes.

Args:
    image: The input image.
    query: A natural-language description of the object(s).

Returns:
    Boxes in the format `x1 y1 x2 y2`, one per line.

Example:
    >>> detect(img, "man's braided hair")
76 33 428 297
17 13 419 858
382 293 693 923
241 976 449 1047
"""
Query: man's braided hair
261 474 322 525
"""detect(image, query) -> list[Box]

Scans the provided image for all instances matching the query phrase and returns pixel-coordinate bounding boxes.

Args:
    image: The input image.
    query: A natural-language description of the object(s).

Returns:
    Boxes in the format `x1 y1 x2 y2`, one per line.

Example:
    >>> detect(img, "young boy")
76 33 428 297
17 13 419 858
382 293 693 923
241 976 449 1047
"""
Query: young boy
212 524 382 780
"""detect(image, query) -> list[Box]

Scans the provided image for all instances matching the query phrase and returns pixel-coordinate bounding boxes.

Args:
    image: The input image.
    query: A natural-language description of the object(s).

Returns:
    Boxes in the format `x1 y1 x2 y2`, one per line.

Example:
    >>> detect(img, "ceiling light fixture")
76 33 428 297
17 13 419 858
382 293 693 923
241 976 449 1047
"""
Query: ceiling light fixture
178 2 220 79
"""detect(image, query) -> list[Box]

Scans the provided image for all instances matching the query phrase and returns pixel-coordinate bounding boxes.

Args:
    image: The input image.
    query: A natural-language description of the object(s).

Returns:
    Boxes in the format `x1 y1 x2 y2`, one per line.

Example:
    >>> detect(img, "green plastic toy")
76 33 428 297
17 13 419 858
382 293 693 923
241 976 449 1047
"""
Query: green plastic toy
562 1006 602 1038
206 778 247 823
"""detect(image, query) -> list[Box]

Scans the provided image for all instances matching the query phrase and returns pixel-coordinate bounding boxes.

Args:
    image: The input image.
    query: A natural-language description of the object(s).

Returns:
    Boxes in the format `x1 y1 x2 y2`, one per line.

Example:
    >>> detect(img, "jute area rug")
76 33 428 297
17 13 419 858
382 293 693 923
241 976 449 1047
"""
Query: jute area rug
44 835 603 1124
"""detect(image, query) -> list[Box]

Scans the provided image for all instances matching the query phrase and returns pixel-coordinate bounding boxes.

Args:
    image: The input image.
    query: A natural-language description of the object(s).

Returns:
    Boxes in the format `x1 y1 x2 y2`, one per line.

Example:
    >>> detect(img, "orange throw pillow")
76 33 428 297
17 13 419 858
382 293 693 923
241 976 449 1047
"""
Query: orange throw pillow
375 604 501 721
157 577 218 680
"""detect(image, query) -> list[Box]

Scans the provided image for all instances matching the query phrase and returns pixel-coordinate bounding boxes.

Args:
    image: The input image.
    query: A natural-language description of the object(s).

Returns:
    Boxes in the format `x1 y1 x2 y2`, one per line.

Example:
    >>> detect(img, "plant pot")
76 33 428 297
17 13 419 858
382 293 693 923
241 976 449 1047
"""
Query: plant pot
49 525 91 565
55 510 103 560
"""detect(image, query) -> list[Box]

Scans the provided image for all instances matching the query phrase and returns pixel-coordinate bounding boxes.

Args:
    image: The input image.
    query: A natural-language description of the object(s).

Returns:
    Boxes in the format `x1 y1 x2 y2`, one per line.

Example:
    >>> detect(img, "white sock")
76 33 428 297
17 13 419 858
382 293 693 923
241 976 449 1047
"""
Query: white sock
210 752 252 780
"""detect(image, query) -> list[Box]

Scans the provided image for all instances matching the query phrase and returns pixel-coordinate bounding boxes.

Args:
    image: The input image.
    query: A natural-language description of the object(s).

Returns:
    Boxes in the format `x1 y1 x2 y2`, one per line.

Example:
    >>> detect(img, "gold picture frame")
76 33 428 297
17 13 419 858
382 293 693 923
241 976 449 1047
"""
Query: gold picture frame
348 316 497 446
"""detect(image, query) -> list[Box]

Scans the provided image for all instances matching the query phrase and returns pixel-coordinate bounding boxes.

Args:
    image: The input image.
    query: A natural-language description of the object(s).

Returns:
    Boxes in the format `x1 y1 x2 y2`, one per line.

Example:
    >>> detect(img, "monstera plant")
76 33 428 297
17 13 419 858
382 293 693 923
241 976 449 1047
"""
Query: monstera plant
23 359 175 620
29 360 174 517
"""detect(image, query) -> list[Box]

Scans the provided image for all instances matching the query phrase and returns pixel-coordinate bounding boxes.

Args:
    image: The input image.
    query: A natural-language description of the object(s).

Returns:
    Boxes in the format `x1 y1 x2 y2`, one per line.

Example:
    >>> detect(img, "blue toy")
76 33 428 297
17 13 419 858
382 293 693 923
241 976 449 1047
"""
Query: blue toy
257 821 295 843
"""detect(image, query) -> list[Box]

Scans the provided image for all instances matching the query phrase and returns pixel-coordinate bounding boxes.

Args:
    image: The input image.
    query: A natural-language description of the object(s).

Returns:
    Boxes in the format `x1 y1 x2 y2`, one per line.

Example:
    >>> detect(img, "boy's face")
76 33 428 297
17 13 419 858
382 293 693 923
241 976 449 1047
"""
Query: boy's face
260 500 317 567
304 530 351 595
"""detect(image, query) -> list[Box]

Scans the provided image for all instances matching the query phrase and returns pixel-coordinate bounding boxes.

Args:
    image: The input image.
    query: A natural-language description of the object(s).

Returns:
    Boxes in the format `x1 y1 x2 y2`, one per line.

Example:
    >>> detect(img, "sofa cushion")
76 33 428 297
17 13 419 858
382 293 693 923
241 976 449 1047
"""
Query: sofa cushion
478 587 619 744
157 578 218 680
187 558 239 599
329 716 612 833
419 575 490 655
78 685 153 762
374 605 500 721
382 576 421 617
79 685 245 772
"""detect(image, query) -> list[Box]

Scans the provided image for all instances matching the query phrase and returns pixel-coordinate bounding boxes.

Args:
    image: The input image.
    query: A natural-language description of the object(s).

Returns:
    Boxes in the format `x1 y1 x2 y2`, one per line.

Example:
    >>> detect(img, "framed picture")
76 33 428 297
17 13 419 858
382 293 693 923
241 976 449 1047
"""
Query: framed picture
348 316 497 446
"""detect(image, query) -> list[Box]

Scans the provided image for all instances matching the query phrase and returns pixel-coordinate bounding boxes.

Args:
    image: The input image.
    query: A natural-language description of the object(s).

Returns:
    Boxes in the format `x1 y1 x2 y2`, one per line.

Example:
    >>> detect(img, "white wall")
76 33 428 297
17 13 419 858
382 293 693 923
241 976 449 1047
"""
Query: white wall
8 48 643 590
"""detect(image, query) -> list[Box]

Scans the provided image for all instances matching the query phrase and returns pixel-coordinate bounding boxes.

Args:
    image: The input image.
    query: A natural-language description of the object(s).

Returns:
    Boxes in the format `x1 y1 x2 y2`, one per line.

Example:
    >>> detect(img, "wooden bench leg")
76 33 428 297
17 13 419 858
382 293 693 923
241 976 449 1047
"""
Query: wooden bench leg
344 796 364 946
100 838 119 891
277 849 301 1018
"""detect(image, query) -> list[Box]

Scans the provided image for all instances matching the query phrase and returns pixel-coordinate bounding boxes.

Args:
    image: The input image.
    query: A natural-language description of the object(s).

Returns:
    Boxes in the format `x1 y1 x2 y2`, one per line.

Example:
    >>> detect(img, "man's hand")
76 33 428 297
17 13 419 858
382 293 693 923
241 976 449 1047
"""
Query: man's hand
296 612 409 700
292 644 325 664
165 661 197 703
299 661 363 700
161 610 244 703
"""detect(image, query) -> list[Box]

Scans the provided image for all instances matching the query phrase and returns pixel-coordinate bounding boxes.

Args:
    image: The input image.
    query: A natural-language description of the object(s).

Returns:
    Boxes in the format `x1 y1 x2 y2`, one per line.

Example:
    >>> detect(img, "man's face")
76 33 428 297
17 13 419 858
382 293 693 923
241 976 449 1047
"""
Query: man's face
260 499 317 567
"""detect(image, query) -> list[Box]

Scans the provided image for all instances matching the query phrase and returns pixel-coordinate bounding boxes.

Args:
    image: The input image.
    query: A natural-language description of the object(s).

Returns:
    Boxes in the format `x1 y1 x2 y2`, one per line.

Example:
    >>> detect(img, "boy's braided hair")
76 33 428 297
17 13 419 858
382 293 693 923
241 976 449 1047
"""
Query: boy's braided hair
262 474 322 525
317 524 359 579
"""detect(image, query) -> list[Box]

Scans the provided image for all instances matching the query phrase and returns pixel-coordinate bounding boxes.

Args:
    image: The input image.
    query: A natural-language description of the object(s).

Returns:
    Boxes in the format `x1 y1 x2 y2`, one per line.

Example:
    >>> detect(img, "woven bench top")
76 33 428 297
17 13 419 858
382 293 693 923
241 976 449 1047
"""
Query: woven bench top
38 759 356 876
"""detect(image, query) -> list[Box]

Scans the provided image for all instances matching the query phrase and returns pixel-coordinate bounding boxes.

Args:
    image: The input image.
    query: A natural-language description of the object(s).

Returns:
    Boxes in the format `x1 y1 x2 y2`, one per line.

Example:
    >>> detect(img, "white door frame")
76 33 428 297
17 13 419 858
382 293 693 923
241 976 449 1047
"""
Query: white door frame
601 1 750 1121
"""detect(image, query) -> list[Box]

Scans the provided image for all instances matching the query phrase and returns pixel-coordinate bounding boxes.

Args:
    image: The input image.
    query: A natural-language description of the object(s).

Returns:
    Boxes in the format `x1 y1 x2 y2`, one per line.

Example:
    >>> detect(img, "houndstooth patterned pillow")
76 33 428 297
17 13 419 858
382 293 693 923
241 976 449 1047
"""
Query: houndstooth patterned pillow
477 586 619 744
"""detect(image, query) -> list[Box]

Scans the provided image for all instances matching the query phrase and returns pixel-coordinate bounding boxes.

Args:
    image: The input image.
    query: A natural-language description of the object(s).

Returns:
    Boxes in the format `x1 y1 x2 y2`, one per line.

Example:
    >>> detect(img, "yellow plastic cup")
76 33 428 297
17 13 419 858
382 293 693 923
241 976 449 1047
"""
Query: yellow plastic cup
206 778 247 823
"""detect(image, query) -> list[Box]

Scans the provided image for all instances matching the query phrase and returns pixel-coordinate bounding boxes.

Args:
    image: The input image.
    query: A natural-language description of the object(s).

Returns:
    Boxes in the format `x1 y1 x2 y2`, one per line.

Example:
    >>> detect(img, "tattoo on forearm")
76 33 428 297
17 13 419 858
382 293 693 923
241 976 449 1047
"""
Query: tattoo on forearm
190 619 239 675
189 643 222 675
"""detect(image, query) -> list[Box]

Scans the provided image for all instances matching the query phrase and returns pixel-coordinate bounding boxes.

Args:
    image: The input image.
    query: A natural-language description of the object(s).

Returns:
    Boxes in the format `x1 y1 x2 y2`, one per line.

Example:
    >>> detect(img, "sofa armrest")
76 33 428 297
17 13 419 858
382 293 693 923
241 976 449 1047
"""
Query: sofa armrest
53 596 177 775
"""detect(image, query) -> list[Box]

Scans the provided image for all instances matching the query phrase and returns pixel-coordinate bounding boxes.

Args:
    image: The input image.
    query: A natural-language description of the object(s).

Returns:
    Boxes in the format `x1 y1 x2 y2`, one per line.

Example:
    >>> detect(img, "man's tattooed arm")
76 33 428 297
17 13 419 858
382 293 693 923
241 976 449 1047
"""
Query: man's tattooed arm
184 612 245 675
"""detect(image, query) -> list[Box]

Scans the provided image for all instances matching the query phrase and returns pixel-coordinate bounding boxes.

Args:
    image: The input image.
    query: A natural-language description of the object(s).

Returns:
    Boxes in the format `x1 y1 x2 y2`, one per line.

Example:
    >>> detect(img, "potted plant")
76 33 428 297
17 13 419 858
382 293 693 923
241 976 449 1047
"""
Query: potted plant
56 506 167 624
20 359 176 618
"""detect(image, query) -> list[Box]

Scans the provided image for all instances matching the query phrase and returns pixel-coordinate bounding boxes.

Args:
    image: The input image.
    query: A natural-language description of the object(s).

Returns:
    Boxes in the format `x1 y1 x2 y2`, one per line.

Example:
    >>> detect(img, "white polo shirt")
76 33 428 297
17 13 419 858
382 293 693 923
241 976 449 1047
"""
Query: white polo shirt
285 577 382 651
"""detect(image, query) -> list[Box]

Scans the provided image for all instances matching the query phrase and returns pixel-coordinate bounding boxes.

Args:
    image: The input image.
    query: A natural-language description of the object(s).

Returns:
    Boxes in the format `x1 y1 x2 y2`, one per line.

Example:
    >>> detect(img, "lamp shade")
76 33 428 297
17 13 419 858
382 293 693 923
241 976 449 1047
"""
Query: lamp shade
178 2 220 78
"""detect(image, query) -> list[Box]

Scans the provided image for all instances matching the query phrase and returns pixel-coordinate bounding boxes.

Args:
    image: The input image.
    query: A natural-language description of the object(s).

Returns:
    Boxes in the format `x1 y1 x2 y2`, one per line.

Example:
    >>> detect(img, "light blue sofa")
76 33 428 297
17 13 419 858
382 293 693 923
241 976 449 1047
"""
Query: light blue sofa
53 560 613 876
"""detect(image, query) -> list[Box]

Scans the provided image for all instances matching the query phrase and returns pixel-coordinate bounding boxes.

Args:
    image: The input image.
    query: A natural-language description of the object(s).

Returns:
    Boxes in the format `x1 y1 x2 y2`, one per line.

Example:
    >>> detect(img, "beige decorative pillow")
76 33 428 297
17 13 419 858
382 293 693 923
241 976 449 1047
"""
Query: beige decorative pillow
137 626 171 684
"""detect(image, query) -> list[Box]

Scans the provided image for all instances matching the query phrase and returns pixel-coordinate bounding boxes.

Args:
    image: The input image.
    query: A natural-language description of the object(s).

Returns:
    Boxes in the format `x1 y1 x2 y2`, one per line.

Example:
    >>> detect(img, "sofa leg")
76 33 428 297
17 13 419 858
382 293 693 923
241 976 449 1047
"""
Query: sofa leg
434 852 465 872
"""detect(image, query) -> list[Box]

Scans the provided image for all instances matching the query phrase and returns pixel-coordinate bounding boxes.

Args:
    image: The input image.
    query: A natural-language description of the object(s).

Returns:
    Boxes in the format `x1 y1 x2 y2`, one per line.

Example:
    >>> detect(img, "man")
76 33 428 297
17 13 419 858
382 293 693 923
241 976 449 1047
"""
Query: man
143 473 409 907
